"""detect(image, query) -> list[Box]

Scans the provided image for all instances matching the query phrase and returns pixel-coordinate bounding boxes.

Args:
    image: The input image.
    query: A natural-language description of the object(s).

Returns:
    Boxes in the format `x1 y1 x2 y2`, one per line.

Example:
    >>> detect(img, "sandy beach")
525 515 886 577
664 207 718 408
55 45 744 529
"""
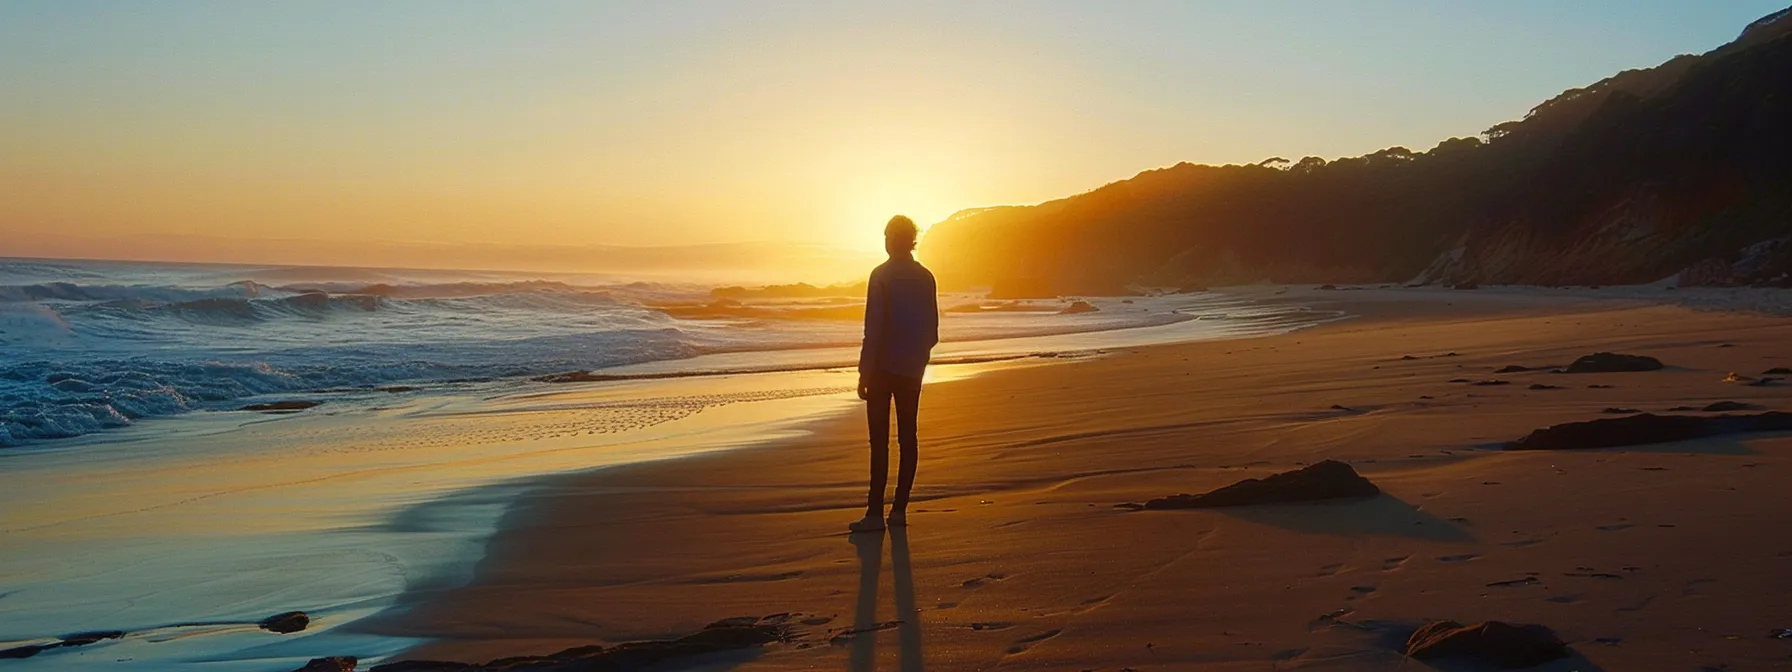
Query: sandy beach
359 286 1792 671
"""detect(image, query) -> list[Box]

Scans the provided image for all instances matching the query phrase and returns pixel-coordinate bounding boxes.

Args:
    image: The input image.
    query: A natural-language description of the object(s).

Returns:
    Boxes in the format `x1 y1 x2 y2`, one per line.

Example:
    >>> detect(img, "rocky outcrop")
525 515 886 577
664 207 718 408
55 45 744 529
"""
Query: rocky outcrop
1058 300 1100 315
1678 236 1792 287
1404 620 1570 668
260 611 311 634
1137 460 1379 509
1562 352 1662 373
1505 412 1792 450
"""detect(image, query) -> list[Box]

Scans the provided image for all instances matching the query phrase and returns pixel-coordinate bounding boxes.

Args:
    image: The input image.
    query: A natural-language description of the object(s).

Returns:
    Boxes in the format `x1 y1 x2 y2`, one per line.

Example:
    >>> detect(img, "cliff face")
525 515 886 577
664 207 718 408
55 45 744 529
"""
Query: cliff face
920 8 1792 294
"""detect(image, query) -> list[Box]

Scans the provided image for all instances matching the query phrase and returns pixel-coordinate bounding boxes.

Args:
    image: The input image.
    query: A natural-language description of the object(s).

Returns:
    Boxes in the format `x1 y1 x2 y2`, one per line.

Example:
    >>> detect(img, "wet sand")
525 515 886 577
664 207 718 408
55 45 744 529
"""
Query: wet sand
370 287 1792 670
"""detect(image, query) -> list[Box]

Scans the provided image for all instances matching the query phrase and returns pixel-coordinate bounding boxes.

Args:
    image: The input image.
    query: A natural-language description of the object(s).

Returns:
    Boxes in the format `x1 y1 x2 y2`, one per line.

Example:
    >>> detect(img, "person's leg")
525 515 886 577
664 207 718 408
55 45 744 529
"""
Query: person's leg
890 375 921 515
864 376 893 519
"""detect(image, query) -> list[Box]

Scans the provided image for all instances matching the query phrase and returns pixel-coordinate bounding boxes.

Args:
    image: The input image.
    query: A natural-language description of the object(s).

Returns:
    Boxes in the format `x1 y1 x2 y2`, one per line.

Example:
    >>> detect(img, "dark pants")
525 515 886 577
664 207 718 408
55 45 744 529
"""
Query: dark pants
865 372 922 516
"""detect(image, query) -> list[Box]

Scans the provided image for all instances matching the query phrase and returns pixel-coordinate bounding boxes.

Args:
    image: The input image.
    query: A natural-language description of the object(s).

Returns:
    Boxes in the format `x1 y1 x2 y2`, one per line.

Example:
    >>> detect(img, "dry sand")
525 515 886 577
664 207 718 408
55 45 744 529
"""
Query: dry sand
368 287 1792 670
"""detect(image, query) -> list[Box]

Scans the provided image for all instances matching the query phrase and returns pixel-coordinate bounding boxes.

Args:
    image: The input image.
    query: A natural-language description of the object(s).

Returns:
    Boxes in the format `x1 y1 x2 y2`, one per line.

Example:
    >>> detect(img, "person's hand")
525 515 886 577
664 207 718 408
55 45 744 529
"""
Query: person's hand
856 377 871 401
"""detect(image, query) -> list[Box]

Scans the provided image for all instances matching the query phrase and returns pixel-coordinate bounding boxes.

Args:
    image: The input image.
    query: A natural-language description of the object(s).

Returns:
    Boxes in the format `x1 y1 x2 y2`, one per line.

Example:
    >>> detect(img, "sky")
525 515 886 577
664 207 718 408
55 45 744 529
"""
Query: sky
2 0 1785 268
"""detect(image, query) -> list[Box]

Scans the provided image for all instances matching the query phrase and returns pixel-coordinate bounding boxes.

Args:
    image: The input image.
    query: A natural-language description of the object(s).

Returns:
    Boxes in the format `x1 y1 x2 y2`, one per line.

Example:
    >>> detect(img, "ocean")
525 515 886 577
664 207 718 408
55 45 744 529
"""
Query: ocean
0 257 1298 447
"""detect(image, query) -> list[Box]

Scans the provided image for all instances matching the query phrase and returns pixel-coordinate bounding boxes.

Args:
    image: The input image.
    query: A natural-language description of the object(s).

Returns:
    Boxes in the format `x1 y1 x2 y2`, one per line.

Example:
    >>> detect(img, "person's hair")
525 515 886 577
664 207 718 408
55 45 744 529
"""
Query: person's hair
885 215 919 251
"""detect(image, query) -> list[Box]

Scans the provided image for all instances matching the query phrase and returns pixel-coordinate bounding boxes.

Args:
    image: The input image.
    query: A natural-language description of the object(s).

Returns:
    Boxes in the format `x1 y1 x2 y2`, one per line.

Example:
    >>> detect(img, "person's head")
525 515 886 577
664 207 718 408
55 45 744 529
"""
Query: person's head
884 215 919 257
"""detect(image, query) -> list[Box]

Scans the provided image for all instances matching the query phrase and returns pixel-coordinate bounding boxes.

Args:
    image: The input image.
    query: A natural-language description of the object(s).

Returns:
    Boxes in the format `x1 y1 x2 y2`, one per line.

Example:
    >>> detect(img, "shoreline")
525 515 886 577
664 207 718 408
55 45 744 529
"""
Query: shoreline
0 290 1327 671
365 287 1792 671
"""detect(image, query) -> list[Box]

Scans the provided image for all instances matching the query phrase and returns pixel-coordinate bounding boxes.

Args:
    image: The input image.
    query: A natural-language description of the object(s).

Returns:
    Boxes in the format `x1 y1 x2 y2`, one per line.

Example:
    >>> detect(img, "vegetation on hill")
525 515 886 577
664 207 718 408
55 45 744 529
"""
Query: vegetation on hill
920 8 1792 294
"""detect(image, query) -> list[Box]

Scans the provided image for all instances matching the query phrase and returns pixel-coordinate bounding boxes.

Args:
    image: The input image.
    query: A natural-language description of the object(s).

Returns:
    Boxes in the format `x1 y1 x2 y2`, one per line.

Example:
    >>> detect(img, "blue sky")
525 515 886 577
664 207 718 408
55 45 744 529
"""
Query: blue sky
2 1 1784 262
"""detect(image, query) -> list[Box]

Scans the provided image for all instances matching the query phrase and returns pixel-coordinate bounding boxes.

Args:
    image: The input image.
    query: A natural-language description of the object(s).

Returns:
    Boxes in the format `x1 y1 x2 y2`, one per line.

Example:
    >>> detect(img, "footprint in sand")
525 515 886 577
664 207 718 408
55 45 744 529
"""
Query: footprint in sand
1316 563 1344 577
1545 593 1585 604
1437 553 1479 563
1596 523 1634 532
967 622 1015 631
1381 556 1411 571
1308 608 1355 631
1072 595 1113 614
960 572 1009 589
1502 539 1544 548
1349 585 1378 594
1005 629 1062 654
1617 595 1656 613
1682 578 1718 596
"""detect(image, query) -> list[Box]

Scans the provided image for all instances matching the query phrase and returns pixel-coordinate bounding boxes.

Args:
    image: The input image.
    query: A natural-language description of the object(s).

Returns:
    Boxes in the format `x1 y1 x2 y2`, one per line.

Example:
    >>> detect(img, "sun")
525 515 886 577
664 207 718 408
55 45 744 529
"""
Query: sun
830 179 957 256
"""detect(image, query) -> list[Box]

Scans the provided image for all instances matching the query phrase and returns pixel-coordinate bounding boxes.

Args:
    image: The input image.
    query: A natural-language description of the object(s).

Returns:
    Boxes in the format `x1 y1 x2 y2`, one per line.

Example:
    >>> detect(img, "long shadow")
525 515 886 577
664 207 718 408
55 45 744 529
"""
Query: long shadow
889 527 922 672
1217 494 1474 541
849 532 883 672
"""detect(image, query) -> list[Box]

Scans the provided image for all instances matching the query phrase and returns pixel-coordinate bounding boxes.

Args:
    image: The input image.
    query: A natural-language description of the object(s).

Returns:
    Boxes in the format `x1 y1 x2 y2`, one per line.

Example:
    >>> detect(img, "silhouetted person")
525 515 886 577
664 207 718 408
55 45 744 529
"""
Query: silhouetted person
849 215 939 534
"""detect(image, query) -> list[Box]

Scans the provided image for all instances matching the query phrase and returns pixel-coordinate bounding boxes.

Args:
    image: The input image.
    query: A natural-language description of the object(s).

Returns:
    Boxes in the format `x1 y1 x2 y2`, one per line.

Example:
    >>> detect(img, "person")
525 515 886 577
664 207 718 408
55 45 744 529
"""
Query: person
849 215 939 534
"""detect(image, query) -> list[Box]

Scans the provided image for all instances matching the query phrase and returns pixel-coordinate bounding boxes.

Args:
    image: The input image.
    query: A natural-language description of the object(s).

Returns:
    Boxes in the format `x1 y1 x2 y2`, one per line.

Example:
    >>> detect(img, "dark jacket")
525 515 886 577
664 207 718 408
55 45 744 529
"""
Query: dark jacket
859 255 939 379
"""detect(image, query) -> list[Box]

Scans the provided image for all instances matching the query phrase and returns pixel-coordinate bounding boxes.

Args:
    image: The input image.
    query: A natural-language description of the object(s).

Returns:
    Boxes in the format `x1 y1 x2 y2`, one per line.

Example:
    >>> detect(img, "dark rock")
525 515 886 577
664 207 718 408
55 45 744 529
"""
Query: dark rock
1587 384 1614 389
1405 620 1569 668
1601 407 1641 414
0 630 125 659
1505 412 1792 451
1528 384 1564 390
1449 378 1470 383
1703 401 1760 412
57 631 124 647
1140 460 1379 509
240 400 322 412
0 644 46 659
1318 284 1338 290
294 657 357 672
1470 380 1510 386
376 386 419 393
1563 352 1663 373
1749 376 1782 387
260 611 311 634
1495 365 1530 373
370 616 790 672
1058 300 1099 314
1766 367 1792 375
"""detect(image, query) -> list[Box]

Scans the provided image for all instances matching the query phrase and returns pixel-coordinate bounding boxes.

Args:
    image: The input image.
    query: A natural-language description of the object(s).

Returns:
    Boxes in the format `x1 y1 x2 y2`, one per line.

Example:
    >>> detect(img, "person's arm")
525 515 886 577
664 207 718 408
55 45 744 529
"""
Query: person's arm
925 273 940 349
857 270 885 399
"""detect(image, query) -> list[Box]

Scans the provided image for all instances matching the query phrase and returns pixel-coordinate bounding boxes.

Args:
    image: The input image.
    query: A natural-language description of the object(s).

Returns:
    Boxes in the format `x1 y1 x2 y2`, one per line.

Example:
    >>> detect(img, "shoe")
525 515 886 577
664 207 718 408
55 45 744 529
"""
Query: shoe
848 515 885 534
886 511 907 527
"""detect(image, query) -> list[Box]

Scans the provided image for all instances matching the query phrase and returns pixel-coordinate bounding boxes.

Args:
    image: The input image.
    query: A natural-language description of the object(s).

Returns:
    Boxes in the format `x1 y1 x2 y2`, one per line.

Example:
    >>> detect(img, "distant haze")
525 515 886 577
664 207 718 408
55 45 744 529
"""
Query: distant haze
3 1 1784 272
8 232 882 286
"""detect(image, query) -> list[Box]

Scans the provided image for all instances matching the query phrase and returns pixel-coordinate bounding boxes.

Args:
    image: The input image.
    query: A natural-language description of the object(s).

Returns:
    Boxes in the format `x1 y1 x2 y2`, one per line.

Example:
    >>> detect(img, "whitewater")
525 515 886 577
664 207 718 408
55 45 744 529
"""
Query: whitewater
0 257 1326 446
